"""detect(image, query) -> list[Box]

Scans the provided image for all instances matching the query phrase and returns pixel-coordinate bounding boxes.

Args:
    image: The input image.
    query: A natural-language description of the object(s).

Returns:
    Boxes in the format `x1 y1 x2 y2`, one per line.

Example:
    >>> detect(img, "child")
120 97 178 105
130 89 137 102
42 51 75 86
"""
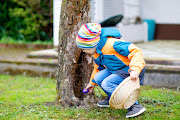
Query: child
76 23 146 118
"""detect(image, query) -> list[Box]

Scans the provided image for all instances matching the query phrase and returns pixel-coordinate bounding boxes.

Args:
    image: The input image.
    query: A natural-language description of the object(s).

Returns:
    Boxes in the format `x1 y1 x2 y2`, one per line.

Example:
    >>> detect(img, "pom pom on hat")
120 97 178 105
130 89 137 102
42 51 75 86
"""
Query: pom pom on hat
76 23 101 49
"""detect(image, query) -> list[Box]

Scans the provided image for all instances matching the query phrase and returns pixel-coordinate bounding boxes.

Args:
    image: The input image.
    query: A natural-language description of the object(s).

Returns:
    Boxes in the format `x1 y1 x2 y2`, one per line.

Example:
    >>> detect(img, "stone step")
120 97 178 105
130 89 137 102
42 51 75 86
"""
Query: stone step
145 64 180 88
145 59 180 66
26 49 58 59
0 57 58 78
0 58 179 88
146 64 180 72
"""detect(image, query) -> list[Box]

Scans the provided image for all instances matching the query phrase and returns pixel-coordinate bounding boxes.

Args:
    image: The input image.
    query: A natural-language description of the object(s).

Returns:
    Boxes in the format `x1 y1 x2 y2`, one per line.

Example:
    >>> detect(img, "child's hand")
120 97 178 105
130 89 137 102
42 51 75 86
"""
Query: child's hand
84 83 95 94
130 70 139 81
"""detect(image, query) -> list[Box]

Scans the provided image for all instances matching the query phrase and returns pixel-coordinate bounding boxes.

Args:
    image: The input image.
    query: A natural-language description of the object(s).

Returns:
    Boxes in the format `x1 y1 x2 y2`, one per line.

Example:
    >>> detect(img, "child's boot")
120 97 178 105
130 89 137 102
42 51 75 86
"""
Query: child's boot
126 103 146 118
97 98 110 107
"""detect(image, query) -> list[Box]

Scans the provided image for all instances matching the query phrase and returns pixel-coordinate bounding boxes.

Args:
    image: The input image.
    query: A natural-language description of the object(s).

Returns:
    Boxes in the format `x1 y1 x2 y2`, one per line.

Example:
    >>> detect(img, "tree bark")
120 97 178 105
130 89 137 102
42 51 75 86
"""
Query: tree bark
57 0 96 107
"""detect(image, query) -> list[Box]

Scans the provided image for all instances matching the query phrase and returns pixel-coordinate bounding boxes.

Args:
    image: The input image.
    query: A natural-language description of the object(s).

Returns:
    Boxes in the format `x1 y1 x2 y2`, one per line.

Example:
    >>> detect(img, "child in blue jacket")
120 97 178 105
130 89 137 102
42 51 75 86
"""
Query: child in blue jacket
76 23 146 118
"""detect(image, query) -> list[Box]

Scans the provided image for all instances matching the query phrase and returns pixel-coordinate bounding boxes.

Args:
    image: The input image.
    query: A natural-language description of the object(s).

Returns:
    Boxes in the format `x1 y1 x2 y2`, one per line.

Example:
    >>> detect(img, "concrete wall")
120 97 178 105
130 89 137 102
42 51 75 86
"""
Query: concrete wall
103 0 124 20
53 0 62 46
92 0 104 23
92 0 180 24
140 0 180 24
144 70 180 88
92 0 124 23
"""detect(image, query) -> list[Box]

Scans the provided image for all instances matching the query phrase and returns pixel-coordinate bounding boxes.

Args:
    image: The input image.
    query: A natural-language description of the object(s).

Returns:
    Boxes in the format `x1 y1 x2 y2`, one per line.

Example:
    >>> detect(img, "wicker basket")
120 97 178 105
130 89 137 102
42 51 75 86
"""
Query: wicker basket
109 76 140 109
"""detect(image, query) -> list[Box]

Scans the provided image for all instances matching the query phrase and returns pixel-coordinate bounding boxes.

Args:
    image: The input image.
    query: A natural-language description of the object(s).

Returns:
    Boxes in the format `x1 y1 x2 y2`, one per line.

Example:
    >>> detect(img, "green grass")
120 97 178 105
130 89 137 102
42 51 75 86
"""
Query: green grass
0 75 179 120
0 36 53 45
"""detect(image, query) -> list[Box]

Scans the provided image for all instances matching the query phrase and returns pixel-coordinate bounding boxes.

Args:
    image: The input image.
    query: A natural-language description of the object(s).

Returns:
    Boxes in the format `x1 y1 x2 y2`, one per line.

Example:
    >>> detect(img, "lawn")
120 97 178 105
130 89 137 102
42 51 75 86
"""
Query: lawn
0 36 53 45
0 75 179 120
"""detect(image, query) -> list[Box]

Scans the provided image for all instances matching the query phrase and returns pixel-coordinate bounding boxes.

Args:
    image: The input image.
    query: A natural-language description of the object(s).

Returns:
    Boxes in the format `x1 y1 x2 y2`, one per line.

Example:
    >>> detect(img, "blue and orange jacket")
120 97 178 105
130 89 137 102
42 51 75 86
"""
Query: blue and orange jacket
89 28 146 85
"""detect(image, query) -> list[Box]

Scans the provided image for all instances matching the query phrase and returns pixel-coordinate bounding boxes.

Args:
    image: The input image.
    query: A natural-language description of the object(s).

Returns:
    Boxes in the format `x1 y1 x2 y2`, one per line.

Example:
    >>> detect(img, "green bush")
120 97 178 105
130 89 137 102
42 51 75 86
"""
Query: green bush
0 0 53 41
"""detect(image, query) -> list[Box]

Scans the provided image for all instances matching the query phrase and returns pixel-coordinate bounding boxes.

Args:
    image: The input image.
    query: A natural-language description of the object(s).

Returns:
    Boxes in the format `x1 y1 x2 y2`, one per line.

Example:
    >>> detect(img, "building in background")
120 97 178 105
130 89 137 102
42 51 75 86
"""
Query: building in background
53 0 180 46
53 0 62 47
140 0 180 40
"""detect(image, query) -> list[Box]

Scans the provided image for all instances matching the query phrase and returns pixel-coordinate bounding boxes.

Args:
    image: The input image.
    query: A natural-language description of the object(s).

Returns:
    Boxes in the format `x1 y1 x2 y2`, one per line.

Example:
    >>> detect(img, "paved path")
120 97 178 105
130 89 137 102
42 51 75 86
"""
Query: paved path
135 40 180 61
0 40 179 64
0 48 58 64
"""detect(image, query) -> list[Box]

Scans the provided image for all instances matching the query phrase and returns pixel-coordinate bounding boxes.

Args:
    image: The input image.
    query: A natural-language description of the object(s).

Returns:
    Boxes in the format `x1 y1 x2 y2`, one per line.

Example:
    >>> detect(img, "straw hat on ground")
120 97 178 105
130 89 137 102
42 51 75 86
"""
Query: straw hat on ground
109 76 140 109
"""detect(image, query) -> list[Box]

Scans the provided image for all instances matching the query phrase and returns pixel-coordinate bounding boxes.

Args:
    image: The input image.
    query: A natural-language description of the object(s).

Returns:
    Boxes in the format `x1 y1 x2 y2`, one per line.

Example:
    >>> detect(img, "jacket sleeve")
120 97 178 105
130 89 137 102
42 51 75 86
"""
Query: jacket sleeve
113 41 145 74
89 63 99 86
89 60 106 86
89 53 105 85
128 44 145 74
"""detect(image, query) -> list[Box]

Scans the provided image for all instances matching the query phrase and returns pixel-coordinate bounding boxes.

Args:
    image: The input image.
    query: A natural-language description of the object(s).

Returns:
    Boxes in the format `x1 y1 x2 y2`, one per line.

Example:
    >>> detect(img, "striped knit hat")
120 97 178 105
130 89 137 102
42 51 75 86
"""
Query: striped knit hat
76 23 101 49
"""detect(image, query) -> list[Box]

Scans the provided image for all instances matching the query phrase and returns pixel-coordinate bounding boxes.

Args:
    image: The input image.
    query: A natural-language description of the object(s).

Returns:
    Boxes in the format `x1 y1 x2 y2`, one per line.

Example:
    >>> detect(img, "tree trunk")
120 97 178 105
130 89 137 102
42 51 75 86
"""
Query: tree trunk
57 0 96 107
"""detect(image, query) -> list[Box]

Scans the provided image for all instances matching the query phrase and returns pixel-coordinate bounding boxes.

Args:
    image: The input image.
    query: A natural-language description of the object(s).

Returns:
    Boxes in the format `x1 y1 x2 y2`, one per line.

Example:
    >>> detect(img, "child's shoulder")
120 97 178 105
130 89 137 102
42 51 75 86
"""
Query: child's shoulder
107 37 131 45
107 37 126 42
101 38 126 54
107 37 133 50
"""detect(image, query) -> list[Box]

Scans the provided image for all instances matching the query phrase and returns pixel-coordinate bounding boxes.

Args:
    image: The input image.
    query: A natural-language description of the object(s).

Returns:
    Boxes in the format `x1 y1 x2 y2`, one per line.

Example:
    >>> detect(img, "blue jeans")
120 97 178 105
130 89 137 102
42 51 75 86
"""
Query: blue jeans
94 68 145 101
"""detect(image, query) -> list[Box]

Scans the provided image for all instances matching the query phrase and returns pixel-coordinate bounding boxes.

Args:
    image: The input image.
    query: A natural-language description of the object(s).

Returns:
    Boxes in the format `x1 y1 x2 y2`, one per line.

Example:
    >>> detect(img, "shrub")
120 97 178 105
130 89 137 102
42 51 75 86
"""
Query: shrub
0 0 53 41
